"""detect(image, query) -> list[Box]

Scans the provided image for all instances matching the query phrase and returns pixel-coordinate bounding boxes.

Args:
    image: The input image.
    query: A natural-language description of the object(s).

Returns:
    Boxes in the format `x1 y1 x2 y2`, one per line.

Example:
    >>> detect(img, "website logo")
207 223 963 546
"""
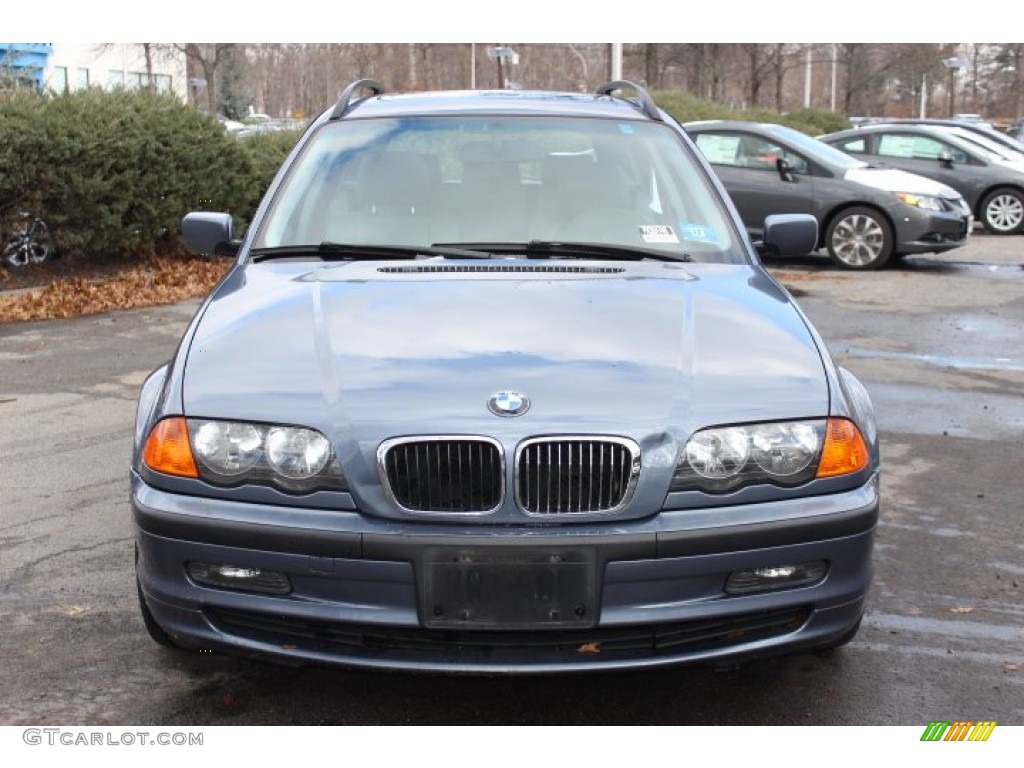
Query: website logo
920 721 997 742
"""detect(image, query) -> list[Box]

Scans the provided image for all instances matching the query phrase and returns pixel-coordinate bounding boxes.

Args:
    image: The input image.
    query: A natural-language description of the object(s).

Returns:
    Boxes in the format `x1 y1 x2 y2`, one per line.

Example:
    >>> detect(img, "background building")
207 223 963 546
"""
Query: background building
1 43 187 101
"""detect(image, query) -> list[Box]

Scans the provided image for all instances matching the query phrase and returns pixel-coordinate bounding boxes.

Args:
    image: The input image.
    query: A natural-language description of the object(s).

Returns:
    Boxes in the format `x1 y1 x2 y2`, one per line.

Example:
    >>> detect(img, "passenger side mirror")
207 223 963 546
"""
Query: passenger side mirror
756 213 818 257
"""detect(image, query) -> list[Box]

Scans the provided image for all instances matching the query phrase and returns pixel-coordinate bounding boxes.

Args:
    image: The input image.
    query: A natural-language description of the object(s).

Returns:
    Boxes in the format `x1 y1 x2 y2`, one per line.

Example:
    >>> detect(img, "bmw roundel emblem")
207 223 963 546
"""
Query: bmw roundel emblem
488 390 530 417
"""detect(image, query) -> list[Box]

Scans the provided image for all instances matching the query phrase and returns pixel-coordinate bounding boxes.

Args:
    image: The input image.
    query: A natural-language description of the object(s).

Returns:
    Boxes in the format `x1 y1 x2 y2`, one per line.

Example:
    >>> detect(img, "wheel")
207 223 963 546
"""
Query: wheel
979 188 1024 235
825 207 893 270
2 216 54 267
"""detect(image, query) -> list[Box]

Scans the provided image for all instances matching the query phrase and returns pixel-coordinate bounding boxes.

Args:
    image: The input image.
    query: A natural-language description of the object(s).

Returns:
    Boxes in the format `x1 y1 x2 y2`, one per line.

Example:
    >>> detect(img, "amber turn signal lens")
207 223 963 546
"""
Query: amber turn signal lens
816 418 869 478
142 417 199 478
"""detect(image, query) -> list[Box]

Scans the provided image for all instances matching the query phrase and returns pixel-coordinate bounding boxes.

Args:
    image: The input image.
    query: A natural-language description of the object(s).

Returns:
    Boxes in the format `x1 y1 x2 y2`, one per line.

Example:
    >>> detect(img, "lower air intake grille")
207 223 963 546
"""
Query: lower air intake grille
379 437 503 513
516 437 640 515
207 606 811 660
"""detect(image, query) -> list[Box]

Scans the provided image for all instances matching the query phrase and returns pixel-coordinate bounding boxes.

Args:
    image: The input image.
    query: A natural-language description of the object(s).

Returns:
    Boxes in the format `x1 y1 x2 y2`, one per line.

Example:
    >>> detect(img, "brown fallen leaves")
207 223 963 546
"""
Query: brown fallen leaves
0 255 231 323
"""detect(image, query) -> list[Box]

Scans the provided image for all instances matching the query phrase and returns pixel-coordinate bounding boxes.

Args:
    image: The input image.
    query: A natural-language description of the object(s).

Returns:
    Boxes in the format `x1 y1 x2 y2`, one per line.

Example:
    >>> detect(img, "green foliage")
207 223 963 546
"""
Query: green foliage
217 45 251 121
235 129 304 202
0 88 297 260
652 90 850 136
780 108 852 136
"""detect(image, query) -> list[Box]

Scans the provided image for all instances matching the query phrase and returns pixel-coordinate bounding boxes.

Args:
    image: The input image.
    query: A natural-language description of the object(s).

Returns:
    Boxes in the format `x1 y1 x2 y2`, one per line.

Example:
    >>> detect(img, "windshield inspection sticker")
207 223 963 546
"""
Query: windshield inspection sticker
678 222 721 245
638 224 679 244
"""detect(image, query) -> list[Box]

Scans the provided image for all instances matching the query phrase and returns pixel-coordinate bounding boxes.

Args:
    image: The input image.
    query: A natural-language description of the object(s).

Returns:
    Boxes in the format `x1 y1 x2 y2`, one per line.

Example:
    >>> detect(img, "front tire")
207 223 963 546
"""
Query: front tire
979 188 1024 235
825 207 893 270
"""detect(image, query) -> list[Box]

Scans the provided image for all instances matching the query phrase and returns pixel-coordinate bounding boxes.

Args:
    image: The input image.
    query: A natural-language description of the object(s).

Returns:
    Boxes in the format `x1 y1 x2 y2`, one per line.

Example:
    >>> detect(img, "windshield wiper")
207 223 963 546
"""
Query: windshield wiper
432 240 693 263
249 242 493 262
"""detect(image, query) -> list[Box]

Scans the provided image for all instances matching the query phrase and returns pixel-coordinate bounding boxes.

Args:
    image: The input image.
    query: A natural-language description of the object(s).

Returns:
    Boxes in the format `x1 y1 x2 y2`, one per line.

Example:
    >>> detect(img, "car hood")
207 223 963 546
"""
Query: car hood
843 166 960 198
183 260 828 508
990 156 1024 173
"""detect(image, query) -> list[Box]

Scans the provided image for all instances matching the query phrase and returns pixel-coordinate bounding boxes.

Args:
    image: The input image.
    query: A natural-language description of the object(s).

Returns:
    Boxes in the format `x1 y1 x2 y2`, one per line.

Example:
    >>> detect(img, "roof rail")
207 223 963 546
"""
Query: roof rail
595 80 662 122
329 79 386 121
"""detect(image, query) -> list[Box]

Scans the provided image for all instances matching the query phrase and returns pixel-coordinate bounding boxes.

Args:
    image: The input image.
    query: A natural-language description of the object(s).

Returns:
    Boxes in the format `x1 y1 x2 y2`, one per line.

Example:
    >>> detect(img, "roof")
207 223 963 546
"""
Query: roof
327 89 660 122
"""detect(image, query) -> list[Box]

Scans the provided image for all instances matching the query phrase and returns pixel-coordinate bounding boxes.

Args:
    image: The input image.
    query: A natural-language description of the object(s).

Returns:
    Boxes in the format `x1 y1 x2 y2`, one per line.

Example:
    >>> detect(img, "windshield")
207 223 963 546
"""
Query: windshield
764 124 868 169
949 130 1024 162
254 115 743 262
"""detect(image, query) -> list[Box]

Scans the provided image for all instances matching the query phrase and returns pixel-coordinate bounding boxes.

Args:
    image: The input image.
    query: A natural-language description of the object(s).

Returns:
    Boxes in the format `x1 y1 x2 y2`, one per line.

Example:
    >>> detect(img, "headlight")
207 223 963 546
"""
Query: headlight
749 422 819 476
684 427 749 479
894 192 944 211
141 417 347 494
265 426 331 478
192 421 262 476
671 418 868 493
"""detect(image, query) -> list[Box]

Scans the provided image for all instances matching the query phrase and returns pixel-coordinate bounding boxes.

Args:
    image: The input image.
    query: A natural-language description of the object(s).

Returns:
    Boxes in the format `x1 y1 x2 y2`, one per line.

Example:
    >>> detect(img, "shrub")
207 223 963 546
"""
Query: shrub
0 88 298 261
652 90 850 136
234 128 305 212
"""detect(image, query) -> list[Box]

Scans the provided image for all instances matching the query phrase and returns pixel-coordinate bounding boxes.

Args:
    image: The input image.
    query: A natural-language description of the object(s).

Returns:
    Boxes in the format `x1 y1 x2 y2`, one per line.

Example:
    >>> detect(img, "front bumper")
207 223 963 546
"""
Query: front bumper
133 471 877 673
893 207 972 254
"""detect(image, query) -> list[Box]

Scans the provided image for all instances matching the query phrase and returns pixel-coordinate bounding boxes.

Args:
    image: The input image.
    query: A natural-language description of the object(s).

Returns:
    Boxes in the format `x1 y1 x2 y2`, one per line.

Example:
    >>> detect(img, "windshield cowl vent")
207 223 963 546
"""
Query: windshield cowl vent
376 265 625 275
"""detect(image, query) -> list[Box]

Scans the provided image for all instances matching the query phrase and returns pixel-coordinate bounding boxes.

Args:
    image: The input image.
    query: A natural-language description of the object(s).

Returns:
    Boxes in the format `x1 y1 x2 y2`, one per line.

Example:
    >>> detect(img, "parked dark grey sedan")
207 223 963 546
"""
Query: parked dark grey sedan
820 123 1024 235
132 82 879 673
684 120 972 269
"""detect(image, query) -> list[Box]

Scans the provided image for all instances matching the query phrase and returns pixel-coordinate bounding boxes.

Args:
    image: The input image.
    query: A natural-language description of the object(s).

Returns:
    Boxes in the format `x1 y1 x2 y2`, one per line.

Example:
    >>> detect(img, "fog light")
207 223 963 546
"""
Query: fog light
186 562 292 595
725 560 828 595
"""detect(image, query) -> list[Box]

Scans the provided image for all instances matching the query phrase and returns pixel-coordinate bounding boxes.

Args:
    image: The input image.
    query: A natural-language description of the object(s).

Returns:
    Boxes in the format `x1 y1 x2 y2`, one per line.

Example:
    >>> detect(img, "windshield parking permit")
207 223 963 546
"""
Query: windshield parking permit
678 222 721 245
638 224 679 244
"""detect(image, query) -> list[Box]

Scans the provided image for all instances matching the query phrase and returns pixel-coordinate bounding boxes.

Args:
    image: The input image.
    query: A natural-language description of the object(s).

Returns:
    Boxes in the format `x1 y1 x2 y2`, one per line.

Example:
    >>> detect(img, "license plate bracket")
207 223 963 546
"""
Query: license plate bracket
421 547 597 630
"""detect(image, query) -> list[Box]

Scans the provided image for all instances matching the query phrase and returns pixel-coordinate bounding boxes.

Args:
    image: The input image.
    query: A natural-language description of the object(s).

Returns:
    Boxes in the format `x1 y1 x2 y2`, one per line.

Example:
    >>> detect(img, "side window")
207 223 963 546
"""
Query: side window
836 137 866 154
695 132 808 173
739 135 809 174
878 134 968 163
694 133 743 167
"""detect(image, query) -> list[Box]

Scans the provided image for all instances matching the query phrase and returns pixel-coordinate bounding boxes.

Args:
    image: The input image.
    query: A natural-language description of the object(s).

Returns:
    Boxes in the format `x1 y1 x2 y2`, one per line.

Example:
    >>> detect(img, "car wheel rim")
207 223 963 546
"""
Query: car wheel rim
28 241 50 263
831 214 885 266
3 239 29 268
985 194 1024 232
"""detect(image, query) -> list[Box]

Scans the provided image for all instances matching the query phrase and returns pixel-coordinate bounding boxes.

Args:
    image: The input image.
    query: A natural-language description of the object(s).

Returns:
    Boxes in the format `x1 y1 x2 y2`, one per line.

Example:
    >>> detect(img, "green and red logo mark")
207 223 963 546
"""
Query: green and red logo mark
920 721 997 742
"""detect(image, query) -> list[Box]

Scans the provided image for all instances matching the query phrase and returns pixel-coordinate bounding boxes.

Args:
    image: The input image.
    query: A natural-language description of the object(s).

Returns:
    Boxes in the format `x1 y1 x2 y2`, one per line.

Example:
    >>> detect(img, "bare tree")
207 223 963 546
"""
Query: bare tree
177 44 233 114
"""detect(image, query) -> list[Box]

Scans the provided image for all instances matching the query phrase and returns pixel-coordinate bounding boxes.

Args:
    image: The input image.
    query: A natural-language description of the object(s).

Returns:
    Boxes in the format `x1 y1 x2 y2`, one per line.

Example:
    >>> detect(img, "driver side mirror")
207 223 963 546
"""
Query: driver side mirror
938 150 954 169
182 212 240 257
776 157 797 183
756 213 818 257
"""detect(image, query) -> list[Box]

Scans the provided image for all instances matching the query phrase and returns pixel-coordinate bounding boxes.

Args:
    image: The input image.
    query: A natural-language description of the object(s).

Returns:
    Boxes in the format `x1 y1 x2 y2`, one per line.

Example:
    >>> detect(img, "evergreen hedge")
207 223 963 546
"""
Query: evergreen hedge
0 88 301 260
652 90 850 136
